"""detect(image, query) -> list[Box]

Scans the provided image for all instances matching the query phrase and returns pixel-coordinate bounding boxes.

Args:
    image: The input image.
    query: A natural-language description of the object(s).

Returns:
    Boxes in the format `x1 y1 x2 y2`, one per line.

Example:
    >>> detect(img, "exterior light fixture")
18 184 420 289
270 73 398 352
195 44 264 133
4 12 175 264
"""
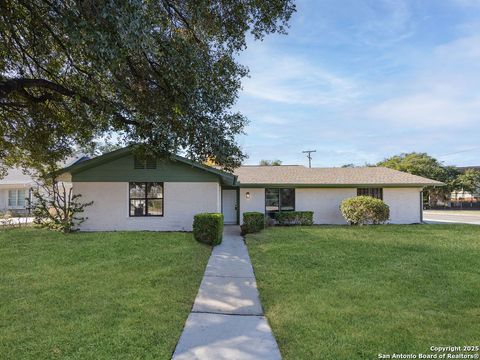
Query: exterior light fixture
246 192 250 199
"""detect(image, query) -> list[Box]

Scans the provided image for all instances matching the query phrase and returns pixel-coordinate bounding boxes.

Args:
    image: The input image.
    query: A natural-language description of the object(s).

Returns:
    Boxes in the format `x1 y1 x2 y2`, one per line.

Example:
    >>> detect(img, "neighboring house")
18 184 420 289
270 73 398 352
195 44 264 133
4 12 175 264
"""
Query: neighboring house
0 156 88 214
57 147 443 231
0 167 35 214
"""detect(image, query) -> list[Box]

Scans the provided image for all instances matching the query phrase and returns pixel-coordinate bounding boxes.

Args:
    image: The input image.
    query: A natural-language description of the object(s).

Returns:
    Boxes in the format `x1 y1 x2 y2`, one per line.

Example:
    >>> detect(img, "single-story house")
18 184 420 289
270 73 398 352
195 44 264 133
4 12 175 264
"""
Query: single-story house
0 156 87 214
57 147 443 231
0 167 35 214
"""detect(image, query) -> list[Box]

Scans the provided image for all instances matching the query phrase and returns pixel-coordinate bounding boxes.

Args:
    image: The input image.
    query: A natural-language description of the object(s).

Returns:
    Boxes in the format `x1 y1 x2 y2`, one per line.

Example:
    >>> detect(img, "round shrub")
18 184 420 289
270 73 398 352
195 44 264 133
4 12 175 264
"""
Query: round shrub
340 196 389 225
193 213 224 246
241 212 265 235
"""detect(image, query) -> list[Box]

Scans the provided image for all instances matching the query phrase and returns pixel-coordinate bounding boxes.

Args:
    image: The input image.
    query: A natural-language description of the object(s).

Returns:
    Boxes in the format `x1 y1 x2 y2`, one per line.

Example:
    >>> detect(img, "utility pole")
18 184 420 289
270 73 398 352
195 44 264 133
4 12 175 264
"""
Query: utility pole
302 150 316 168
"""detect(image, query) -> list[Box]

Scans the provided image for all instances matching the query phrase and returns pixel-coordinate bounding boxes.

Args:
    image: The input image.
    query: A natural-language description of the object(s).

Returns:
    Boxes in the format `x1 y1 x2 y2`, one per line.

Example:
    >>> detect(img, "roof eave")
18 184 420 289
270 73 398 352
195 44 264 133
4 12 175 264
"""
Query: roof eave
237 182 444 188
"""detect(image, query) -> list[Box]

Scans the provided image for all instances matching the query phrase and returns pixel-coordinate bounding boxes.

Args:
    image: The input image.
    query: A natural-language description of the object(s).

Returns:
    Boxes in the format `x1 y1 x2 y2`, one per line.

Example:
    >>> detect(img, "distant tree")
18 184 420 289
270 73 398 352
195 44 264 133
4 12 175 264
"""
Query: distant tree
259 160 282 166
456 169 480 194
377 152 460 206
341 163 355 168
203 157 219 167
0 0 295 172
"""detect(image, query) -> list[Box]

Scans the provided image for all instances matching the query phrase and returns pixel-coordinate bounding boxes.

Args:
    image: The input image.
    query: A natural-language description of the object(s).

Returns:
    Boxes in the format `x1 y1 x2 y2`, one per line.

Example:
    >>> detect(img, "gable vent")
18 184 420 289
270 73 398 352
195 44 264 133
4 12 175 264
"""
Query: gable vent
146 157 157 169
134 156 157 169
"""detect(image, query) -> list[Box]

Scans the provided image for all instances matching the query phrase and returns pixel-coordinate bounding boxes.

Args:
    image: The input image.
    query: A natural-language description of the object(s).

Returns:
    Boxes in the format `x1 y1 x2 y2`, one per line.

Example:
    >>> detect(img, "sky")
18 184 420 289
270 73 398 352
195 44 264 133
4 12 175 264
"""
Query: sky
235 0 480 167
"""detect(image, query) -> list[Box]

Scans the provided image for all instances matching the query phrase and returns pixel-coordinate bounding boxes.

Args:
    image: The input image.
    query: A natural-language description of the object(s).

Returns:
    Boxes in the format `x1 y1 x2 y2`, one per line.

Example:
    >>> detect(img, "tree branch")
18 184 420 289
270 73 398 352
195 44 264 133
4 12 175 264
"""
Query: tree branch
161 0 202 44
0 77 140 126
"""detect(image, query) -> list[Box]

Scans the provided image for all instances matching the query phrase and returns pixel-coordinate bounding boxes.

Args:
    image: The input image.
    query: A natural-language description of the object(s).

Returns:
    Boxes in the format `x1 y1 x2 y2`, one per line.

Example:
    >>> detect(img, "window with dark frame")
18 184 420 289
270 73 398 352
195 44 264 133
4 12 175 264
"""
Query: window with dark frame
357 188 383 200
129 182 164 216
265 188 295 218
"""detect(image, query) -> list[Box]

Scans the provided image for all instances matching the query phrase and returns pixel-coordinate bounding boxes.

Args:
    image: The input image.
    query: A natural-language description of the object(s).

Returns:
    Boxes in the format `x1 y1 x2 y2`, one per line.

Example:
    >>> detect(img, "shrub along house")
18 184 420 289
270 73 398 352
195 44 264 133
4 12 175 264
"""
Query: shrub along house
57 147 443 231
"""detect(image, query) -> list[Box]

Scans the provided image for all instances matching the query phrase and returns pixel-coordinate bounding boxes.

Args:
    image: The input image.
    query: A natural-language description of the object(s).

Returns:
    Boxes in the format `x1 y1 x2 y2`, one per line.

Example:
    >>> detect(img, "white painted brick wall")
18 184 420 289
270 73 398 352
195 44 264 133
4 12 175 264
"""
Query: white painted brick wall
74 182 221 231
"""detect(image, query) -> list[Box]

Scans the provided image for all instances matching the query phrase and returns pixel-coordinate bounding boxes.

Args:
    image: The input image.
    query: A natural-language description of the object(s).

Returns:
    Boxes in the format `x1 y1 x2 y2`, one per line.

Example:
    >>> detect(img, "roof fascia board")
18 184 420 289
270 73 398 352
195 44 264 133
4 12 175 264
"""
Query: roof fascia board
237 183 443 188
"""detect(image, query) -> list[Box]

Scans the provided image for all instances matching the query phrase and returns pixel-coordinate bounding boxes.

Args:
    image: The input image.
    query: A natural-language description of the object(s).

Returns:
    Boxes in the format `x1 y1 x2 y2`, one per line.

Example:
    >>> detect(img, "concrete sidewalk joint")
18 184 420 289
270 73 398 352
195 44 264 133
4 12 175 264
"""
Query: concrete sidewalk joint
172 226 281 360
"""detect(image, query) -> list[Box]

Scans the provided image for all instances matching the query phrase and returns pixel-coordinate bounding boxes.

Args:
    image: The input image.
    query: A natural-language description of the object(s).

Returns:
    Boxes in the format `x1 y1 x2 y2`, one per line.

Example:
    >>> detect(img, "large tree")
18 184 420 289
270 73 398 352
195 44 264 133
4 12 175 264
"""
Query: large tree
377 152 460 206
456 169 480 195
0 0 295 173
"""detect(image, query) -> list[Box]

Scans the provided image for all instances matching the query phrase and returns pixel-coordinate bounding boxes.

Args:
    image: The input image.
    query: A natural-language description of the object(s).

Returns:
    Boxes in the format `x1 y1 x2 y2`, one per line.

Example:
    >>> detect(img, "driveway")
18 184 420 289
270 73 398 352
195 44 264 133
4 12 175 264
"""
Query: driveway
423 210 480 225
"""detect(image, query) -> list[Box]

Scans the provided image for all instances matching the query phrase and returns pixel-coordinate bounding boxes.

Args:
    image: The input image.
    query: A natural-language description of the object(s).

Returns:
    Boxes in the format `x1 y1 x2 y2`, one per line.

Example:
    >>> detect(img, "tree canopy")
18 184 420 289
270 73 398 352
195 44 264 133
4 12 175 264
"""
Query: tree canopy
259 159 282 166
0 0 295 172
377 152 460 205
456 169 480 195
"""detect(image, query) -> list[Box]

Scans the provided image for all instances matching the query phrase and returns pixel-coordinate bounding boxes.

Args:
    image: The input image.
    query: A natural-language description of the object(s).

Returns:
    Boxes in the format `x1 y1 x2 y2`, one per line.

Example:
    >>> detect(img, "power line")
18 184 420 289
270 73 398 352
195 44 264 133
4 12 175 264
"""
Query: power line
302 150 316 168
438 146 480 157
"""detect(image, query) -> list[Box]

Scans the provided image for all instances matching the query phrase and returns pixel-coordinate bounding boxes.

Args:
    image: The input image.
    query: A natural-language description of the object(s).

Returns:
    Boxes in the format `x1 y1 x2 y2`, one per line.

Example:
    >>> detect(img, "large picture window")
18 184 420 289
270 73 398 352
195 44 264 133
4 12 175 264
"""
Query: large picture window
129 182 163 216
265 188 295 218
357 188 383 200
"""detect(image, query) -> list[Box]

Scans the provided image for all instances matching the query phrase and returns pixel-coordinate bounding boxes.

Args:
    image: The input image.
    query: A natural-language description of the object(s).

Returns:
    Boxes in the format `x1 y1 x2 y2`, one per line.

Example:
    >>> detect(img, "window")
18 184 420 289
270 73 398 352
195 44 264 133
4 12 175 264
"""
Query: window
265 188 295 218
134 156 157 169
8 189 26 207
357 188 383 200
129 182 163 216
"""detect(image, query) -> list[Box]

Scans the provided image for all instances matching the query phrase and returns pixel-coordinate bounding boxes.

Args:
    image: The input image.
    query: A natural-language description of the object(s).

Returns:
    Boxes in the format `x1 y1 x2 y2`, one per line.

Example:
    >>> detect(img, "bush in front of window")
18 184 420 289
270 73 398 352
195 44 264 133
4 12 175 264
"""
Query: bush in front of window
275 211 314 226
241 212 265 235
340 196 390 225
193 213 224 246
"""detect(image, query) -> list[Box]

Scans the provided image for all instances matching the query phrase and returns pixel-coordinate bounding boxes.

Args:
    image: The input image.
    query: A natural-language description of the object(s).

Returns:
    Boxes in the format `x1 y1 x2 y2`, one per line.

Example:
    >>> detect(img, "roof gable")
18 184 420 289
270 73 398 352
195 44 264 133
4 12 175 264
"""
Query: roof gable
58 147 237 185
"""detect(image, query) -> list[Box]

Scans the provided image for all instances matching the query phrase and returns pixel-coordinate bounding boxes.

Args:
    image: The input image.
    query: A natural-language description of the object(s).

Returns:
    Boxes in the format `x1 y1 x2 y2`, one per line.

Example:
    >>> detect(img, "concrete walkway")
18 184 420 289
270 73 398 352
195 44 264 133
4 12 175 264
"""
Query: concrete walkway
172 226 281 360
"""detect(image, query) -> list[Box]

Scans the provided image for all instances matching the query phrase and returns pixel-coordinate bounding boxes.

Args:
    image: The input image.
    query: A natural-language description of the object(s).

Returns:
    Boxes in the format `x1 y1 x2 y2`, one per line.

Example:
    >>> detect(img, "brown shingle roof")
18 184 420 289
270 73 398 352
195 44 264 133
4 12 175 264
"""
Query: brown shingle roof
234 165 444 187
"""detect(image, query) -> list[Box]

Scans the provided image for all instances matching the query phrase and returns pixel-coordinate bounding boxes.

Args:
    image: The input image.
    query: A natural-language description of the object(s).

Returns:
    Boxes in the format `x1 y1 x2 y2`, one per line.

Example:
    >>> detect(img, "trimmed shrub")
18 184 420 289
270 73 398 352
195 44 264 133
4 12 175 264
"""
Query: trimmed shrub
193 213 224 246
275 211 314 226
241 212 265 235
340 196 390 225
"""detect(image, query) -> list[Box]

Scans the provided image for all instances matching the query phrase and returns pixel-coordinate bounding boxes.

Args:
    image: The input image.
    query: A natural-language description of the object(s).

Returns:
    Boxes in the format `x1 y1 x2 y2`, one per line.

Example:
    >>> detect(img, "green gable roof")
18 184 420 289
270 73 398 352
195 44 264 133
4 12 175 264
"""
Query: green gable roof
58 147 237 186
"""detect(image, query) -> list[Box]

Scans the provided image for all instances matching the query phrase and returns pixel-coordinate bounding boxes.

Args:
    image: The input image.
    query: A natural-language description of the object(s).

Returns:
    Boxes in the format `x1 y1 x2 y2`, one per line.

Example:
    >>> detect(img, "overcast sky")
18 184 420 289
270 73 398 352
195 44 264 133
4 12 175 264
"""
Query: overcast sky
235 0 480 167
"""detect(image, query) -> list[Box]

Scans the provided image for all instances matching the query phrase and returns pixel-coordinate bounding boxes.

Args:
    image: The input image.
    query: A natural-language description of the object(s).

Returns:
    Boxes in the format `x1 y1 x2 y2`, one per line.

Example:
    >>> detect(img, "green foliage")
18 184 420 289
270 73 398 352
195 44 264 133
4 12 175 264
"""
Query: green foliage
259 160 283 166
456 169 480 194
193 213 224 246
82 139 124 157
377 152 459 206
241 212 265 235
29 181 93 233
340 196 389 225
0 1 295 172
275 211 314 226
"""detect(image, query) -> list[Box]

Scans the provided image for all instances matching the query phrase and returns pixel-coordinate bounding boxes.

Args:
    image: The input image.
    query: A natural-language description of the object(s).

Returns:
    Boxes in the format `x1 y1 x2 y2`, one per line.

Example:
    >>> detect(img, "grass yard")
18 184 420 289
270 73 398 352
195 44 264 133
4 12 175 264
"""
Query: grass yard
0 229 211 360
246 225 480 360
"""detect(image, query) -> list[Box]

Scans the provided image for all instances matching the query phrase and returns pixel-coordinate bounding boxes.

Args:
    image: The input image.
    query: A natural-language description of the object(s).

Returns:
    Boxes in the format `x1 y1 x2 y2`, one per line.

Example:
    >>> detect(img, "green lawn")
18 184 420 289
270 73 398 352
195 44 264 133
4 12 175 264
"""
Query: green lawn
246 225 480 360
0 229 211 360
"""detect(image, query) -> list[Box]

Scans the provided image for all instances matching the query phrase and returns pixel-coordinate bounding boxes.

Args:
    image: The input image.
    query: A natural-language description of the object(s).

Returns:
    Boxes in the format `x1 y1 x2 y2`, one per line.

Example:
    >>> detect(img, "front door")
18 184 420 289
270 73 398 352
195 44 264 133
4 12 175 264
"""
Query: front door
222 189 238 224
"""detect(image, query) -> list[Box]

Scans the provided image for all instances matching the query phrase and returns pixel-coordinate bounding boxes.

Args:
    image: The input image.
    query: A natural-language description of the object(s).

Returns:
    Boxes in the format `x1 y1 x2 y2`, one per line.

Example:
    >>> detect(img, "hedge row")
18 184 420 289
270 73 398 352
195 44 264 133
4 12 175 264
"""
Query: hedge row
275 211 314 226
193 213 224 246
